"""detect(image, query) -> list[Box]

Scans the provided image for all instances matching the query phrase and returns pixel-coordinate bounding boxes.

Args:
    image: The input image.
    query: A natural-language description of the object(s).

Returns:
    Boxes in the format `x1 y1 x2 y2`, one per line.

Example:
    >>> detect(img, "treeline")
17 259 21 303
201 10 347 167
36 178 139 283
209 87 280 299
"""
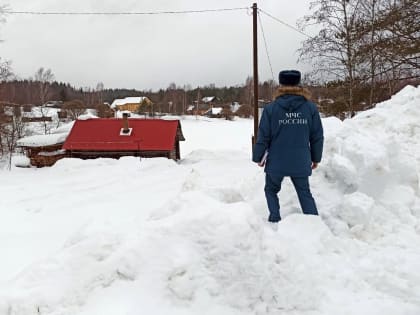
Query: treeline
1 74 418 119
299 0 419 116
0 77 278 113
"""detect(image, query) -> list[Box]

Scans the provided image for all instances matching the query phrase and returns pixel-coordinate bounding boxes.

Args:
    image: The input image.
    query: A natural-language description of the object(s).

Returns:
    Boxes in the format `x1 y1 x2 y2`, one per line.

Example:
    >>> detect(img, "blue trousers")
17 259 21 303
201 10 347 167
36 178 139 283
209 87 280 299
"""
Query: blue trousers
264 173 318 222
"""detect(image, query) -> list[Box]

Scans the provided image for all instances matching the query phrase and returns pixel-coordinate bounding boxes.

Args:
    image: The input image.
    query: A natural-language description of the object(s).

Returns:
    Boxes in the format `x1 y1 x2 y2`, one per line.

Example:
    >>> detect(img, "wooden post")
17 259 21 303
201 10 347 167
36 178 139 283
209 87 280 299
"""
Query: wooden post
196 87 200 120
252 3 259 145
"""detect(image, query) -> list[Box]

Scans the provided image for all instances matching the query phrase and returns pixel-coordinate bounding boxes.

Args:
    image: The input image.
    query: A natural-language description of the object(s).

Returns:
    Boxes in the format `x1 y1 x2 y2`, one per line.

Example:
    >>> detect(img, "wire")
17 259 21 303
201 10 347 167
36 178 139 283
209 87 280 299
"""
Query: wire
7 7 248 16
259 9 344 82
258 8 312 39
258 11 275 82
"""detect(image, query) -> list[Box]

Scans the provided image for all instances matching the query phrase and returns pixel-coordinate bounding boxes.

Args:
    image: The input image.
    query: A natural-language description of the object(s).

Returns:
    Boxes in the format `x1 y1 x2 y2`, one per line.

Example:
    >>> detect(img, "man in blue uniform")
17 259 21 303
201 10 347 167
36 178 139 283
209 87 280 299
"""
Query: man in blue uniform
252 70 324 222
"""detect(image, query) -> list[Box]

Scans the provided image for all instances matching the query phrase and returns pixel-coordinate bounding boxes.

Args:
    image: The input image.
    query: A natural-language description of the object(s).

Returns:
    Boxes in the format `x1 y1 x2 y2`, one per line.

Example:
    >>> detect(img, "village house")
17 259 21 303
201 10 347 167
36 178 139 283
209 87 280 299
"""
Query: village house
110 97 152 113
202 96 220 106
204 107 223 118
202 96 221 109
64 114 185 160
17 115 185 167
185 97 220 116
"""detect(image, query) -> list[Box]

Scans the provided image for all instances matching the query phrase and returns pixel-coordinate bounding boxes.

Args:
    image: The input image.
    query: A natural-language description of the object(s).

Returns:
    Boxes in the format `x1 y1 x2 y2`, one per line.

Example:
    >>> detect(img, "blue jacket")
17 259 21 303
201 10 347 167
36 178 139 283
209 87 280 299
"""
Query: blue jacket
252 86 324 177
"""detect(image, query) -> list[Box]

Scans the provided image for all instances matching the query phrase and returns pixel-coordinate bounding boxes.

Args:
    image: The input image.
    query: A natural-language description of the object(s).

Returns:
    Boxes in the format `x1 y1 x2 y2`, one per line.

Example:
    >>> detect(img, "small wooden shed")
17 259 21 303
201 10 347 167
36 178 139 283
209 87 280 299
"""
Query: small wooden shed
17 133 68 167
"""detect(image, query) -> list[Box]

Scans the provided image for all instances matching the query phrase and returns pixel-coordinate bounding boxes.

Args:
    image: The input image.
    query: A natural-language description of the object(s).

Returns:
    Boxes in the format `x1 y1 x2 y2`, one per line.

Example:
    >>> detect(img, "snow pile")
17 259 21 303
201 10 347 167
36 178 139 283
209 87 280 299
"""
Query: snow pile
319 85 420 237
11 155 30 168
0 87 420 315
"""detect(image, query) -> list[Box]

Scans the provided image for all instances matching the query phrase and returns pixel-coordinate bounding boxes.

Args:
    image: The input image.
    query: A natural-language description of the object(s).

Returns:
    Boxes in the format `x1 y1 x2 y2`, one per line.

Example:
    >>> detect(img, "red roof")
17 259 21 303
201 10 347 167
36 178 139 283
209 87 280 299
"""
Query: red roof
63 118 184 151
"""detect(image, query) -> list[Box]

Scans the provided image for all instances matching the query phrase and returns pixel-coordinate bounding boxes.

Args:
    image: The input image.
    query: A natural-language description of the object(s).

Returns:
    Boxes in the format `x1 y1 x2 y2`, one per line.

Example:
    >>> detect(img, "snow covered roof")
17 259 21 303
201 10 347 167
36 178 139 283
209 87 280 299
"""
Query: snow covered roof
17 120 74 147
110 97 148 109
17 133 68 148
63 118 185 151
212 107 223 115
205 107 223 115
202 96 216 103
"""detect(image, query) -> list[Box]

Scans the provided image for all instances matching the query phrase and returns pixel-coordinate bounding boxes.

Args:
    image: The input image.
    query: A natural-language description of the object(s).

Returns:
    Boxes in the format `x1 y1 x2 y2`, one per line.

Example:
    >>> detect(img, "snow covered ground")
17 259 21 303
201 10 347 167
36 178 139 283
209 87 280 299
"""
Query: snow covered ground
0 86 419 315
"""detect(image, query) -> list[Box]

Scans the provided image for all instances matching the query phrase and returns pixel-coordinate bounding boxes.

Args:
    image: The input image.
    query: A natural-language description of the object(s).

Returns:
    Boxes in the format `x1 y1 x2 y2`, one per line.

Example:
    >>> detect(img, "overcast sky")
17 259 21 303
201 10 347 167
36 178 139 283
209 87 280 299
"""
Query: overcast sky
1 0 314 90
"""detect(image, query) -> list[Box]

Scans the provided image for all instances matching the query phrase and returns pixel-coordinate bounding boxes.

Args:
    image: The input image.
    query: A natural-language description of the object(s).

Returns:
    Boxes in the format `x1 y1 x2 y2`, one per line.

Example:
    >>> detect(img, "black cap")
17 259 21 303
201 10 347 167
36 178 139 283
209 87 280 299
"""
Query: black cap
279 70 301 86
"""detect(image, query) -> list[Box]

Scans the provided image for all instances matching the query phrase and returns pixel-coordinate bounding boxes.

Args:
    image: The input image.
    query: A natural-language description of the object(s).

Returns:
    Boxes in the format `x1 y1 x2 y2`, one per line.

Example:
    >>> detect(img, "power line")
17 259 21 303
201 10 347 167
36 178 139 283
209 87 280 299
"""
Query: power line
7 6 312 41
258 8 312 39
258 11 275 82
7 7 248 16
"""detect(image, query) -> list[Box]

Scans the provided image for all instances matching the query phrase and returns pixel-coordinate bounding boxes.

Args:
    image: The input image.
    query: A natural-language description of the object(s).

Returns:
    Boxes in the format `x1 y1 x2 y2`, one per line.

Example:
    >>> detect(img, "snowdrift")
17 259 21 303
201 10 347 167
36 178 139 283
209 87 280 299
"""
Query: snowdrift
0 86 419 315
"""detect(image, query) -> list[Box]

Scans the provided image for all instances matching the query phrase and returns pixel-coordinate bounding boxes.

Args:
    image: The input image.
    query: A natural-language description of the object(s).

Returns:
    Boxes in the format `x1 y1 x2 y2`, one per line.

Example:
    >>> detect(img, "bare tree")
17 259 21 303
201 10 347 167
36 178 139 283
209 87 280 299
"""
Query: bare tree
0 57 12 81
377 0 420 94
62 100 86 120
95 103 113 118
33 106 53 134
235 104 252 118
299 0 363 115
221 105 234 120
0 112 6 157
300 0 419 115
260 80 276 102
357 0 380 107
356 0 419 103
241 76 254 106
0 114 26 169
34 67 55 105
96 82 104 104
0 5 13 82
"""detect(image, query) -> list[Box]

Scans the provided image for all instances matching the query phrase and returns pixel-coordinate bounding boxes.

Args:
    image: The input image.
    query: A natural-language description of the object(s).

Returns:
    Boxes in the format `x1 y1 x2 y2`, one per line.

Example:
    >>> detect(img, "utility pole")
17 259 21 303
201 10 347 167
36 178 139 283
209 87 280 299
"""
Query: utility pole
183 87 187 115
196 87 200 120
252 2 259 145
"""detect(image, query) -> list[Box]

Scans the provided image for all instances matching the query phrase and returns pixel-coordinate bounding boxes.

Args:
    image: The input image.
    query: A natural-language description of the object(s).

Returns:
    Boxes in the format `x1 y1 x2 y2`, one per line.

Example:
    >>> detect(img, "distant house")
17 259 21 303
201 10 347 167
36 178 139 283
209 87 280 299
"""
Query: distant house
202 96 217 104
201 96 221 108
187 97 220 116
63 115 185 161
110 97 152 113
204 107 223 118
